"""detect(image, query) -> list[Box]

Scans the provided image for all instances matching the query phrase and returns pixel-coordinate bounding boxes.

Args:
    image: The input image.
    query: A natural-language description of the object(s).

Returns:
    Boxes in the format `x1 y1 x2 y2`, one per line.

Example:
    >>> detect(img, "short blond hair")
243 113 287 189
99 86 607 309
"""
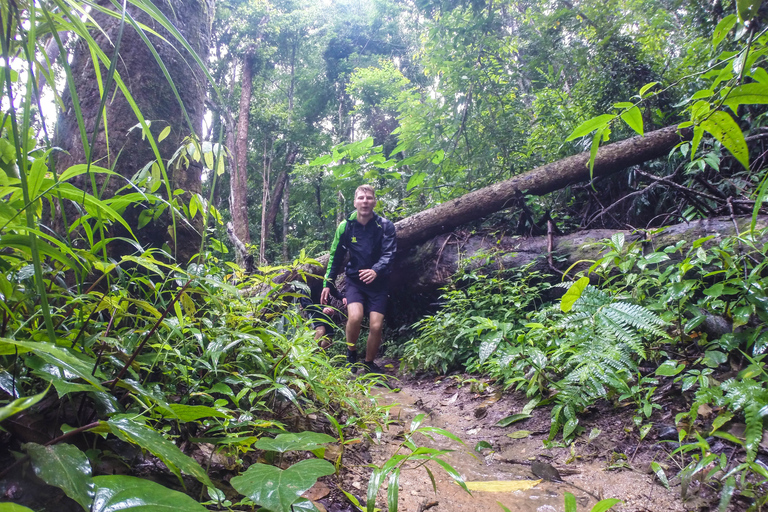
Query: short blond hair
355 184 376 198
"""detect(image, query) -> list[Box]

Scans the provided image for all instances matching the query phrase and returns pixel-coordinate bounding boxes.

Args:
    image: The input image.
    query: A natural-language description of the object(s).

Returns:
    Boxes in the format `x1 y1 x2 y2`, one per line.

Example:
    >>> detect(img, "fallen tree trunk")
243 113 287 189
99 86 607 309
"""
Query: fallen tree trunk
394 125 691 251
387 215 767 324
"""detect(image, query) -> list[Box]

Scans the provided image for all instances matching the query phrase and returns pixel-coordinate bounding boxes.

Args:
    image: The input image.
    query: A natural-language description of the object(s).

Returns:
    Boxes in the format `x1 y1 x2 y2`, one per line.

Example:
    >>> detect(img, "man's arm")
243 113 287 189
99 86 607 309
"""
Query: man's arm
322 220 347 303
371 219 397 277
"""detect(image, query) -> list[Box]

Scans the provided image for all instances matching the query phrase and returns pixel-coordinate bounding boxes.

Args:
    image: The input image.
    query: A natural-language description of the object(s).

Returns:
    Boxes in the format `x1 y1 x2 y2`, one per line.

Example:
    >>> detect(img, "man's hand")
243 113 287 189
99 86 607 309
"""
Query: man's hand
359 269 377 284
322 307 334 315
320 287 331 304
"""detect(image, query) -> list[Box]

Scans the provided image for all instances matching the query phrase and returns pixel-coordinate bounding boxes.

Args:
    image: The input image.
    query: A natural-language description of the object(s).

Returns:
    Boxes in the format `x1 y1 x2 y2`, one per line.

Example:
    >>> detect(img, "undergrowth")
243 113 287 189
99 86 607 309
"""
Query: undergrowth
401 231 768 508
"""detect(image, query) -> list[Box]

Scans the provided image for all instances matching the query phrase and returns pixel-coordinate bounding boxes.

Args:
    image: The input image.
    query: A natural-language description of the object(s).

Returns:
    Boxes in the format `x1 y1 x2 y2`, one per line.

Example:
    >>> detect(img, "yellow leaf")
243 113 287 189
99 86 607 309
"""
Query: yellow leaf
465 479 542 492
158 125 171 142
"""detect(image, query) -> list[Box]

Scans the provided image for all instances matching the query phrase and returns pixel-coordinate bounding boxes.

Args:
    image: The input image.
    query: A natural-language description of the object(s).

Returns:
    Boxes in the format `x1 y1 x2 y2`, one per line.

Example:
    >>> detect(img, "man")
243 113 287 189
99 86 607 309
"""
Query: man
321 185 397 374
298 279 345 349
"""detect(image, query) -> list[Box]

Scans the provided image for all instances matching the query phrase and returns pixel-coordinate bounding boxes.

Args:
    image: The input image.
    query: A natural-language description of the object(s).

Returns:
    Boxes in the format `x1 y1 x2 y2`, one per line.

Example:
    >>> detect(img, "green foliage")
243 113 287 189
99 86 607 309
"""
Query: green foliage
364 413 469 512
231 459 335 512
401 262 549 373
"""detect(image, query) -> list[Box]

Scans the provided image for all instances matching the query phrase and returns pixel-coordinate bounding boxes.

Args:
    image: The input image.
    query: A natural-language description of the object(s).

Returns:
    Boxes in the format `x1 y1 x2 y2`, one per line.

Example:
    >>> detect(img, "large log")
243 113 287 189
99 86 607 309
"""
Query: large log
394 125 690 251
386 215 768 324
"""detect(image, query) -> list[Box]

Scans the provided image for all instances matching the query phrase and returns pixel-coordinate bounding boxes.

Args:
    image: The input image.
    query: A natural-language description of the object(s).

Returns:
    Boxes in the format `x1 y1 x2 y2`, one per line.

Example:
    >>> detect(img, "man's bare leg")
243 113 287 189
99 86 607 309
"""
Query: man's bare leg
365 311 385 363
346 302 364 353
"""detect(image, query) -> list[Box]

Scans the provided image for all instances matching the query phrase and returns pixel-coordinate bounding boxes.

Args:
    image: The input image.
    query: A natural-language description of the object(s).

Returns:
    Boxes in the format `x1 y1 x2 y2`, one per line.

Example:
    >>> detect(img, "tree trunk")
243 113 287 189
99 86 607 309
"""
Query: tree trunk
394 125 691 251
230 53 253 246
282 175 290 262
265 148 297 242
53 0 210 263
391 215 768 294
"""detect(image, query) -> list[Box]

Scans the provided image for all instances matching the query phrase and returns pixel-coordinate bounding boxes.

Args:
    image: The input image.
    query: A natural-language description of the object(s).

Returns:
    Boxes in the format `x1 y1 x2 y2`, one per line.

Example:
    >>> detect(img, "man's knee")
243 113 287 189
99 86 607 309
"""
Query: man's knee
369 313 385 332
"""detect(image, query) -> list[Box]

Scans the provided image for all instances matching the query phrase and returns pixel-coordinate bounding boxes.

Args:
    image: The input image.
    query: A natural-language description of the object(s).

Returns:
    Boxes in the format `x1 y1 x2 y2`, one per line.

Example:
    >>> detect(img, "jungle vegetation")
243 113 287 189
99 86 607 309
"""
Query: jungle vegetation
1 0 768 511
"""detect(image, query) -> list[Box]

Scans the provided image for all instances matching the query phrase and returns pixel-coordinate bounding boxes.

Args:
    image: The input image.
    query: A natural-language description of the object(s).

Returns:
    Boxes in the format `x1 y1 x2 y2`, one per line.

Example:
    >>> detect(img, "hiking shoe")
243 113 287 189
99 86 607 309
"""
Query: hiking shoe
346 349 358 374
361 361 384 375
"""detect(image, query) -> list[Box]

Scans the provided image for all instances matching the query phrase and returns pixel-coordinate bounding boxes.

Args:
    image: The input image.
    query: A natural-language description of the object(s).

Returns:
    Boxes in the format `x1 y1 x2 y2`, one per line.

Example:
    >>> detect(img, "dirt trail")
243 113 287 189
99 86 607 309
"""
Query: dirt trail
355 364 687 512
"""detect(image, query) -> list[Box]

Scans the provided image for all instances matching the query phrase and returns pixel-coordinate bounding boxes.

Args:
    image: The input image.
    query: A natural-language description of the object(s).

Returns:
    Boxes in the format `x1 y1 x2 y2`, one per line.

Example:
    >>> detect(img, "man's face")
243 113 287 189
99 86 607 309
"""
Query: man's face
353 190 376 215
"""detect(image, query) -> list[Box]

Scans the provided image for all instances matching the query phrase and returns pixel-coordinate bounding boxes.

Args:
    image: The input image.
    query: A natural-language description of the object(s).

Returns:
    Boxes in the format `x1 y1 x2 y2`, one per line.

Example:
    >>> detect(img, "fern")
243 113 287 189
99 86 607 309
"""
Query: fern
719 378 768 462
548 286 670 439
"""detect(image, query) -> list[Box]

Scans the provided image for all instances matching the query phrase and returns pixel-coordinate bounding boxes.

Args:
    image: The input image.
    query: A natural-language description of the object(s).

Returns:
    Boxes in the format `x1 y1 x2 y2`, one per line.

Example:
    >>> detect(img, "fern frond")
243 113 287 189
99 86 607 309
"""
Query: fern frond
744 404 762 463
605 302 669 338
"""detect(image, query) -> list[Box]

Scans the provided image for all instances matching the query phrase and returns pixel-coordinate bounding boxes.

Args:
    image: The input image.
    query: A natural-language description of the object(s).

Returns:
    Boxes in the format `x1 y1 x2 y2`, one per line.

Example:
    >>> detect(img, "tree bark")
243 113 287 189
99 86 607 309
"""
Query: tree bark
265 148 297 242
53 0 210 263
390 215 768 294
394 125 692 251
230 53 254 245
282 175 290 262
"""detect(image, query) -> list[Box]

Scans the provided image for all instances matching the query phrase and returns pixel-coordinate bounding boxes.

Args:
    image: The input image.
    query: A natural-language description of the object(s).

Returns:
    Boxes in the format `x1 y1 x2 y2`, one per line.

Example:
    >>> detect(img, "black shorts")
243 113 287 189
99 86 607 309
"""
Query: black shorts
345 279 388 314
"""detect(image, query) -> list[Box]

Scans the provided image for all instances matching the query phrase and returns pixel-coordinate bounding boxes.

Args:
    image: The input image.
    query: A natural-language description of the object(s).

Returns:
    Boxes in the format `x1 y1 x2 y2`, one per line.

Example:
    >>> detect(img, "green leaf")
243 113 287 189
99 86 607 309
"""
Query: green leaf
0 505 36 512
561 277 590 313
0 339 106 390
700 111 749 170
230 459 335 512
639 82 659 97
711 412 734 433
91 475 208 512
650 462 669 489
718 476 736 512
159 404 231 422
713 14 737 47
406 172 426 191
619 106 643 136
495 413 532 427
564 492 578 512
0 385 50 422
723 83 768 111
107 417 213 489
473 441 493 452
590 498 623 512
387 468 400 512
309 154 332 166
565 114 615 141
655 360 685 377
737 0 762 22
24 442 95 510
253 432 336 453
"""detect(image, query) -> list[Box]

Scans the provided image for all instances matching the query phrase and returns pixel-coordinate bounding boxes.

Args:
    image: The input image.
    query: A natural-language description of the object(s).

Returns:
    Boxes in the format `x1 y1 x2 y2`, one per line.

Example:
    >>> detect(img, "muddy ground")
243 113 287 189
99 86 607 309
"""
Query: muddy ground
309 358 761 512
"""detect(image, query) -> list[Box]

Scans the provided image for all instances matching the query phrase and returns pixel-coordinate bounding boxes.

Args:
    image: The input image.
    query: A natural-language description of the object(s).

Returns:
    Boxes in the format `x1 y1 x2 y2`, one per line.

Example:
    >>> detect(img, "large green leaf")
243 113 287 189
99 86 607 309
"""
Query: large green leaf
253 432 336 453
24 442 95 510
723 83 768 111
713 14 737 47
701 111 749 170
0 385 49 423
737 0 762 22
619 106 643 136
565 114 615 141
0 339 106 390
91 475 208 512
561 277 590 313
230 459 335 512
107 417 213 489
158 403 232 422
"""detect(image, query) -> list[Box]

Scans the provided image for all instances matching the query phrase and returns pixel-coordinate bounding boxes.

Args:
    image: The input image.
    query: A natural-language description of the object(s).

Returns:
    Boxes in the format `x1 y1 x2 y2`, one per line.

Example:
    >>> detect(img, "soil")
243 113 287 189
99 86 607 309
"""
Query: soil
309 357 759 512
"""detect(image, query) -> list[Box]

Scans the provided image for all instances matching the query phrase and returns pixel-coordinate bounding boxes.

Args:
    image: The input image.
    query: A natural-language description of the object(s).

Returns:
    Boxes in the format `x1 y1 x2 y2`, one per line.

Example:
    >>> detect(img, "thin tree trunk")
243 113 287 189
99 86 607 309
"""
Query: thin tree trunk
260 141 271 265
230 53 253 245
265 149 297 240
282 176 290 262
394 125 692 251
